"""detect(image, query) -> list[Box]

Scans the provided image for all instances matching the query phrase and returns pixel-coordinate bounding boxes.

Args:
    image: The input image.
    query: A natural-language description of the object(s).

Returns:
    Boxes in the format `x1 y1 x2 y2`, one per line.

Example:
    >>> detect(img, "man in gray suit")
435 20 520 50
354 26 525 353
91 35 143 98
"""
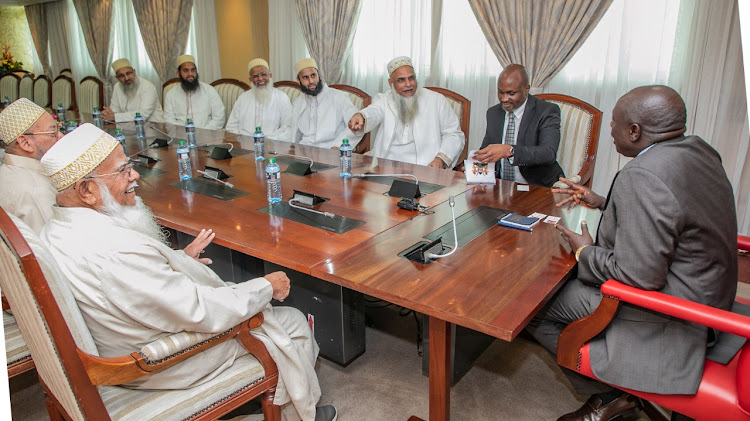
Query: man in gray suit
527 85 737 421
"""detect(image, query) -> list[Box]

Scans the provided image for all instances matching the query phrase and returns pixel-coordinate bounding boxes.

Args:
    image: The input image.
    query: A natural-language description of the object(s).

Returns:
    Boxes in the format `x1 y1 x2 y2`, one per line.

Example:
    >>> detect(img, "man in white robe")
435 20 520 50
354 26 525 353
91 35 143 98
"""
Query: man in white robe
101 58 164 123
226 58 292 140
39 124 336 421
289 58 362 149
0 98 62 233
163 55 225 130
349 56 465 168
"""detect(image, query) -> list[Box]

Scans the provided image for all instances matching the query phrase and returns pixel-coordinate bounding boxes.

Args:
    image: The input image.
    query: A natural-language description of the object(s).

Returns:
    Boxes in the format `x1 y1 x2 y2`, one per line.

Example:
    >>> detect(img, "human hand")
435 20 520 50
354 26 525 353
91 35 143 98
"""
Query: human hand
183 229 215 265
348 113 365 132
472 144 513 163
100 107 115 121
428 157 445 169
555 221 594 252
551 177 606 210
265 271 291 301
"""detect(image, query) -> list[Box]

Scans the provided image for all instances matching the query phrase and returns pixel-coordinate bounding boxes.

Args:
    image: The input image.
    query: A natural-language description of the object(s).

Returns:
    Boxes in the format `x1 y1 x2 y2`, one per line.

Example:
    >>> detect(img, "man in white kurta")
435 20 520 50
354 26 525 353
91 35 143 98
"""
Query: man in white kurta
349 56 465 168
102 58 164 123
0 98 62 233
289 58 361 148
163 55 225 130
39 124 334 421
226 58 292 140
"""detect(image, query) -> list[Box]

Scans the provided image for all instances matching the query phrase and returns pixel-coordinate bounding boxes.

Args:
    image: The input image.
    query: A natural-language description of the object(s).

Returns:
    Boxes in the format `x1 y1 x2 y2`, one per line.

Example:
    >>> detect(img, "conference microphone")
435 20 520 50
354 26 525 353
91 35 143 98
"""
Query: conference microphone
288 198 335 218
197 170 234 188
148 125 174 147
354 173 420 199
268 151 314 176
427 196 458 259
268 151 314 170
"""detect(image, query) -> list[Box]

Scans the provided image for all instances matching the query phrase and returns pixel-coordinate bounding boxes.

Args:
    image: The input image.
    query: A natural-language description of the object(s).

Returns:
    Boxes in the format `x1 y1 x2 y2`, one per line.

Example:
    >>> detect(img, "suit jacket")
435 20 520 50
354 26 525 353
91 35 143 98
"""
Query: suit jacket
480 94 564 187
578 135 737 394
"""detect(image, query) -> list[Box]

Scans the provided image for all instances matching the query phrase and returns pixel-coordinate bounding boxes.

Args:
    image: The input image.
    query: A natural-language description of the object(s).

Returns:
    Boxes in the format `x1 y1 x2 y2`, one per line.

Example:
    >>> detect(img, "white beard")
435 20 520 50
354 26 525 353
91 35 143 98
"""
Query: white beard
97 180 169 245
123 77 141 102
392 85 420 124
253 77 273 105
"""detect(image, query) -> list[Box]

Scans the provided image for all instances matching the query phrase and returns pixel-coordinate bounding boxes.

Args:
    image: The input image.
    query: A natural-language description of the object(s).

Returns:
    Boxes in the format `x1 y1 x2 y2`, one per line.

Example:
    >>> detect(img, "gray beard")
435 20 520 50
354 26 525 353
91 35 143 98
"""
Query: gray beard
97 180 169 245
393 86 420 124
253 79 273 105
123 77 140 102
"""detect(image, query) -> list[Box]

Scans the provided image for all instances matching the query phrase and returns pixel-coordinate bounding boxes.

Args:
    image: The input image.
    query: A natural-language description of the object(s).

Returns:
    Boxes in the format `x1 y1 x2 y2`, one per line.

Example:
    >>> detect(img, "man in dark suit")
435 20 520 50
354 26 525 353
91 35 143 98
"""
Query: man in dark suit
527 85 738 421
474 64 564 187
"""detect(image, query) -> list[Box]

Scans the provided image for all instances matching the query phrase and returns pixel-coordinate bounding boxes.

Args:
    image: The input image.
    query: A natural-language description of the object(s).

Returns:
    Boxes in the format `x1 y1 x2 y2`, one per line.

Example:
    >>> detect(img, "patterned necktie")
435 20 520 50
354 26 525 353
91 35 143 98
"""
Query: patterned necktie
502 111 516 181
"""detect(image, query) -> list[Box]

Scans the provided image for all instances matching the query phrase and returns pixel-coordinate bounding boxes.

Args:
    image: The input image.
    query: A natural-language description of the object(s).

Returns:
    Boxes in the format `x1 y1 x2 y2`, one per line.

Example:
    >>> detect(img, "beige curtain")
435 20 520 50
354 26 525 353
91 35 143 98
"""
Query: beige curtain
295 0 362 84
132 0 193 83
469 0 612 91
72 0 114 83
24 4 51 77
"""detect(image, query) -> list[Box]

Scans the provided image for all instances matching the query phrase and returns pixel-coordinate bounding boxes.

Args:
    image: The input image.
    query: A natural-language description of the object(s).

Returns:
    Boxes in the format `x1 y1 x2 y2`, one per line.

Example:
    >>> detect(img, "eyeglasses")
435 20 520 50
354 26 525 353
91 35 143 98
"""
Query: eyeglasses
22 130 59 137
252 72 269 79
84 159 136 179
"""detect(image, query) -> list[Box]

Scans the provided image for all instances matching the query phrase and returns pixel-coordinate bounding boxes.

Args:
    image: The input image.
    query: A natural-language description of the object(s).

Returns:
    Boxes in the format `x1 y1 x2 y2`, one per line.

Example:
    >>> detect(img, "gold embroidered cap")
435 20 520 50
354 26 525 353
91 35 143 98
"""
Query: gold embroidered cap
41 123 120 191
248 58 269 74
176 54 196 69
294 58 318 77
111 58 132 73
387 56 413 76
0 98 46 145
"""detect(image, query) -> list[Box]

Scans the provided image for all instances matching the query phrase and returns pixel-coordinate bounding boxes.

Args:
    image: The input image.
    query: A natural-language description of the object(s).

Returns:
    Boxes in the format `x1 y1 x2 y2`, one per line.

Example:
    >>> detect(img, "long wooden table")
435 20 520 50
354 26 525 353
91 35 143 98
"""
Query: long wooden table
111 121 592 421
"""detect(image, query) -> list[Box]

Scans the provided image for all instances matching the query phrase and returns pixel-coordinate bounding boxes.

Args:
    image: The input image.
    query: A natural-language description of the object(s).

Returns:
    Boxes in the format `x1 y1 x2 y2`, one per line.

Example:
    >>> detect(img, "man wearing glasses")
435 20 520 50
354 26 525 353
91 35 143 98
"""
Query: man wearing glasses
102 58 164 124
0 98 63 233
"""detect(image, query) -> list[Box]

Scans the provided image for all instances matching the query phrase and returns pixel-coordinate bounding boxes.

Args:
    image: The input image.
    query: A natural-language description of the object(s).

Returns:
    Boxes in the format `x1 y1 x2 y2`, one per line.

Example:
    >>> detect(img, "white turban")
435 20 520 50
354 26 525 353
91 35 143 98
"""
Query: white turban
0 98 46 144
41 123 119 191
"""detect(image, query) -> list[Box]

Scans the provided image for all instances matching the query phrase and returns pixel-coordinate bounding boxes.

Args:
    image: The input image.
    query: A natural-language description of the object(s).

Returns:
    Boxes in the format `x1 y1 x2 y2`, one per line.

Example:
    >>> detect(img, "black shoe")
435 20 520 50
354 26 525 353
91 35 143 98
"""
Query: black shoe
315 405 338 421
557 393 638 421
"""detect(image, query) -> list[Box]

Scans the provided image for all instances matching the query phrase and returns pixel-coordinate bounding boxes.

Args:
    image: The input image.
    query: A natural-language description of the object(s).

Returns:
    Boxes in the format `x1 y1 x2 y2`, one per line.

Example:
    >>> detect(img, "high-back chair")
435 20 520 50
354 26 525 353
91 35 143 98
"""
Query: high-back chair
535 94 602 188
425 87 471 169
330 84 372 154
51 75 77 112
59 68 73 79
273 80 303 104
0 208 282 420
33 75 51 108
4 296 34 378
210 78 250 125
12 70 31 78
557 235 750 421
19 74 34 100
162 77 180 100
0 73 20 102
79 76 104 113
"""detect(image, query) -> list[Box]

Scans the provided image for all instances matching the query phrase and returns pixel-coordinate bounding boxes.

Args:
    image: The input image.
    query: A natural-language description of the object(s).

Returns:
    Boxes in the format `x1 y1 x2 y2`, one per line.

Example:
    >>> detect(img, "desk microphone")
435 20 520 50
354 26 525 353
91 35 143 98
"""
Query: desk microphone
354 173 421 199
428 196 458 259
352 173 419 185
148 125 174 147
197 170 234 188
288 198 334 218
268 151 314 171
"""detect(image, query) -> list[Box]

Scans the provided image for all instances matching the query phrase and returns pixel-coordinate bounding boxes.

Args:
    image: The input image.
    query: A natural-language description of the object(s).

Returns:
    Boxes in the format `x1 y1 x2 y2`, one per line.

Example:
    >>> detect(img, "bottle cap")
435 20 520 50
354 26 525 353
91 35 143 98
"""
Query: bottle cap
268 158 276 163
93 107 98 111
256 126 261 130
135 112 141 116
343 139 349 143
186 118 192 123
178 140 186 146
115 129 121 134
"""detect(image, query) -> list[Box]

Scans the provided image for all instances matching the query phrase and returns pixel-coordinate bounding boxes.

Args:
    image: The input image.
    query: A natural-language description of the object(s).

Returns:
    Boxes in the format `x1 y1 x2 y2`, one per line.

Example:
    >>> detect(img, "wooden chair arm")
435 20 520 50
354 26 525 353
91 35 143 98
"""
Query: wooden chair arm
2 293 9 312
557 293 620 371
78 312 270 385
739 235 750 252
237 315 279 378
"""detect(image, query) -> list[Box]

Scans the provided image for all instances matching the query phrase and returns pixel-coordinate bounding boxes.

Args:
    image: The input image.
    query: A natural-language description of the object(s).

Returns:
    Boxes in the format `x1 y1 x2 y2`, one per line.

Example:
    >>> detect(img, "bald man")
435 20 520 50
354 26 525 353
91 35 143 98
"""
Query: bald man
473 64 564 186
527 86 737 421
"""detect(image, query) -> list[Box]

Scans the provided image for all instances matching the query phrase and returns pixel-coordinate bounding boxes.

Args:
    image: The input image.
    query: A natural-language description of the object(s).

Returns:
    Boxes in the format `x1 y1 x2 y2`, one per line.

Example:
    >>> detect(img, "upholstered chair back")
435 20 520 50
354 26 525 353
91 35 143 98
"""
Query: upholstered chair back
33 75 51 107
210 78 250 125
19 74 34 100
0 73 20 101
52 75 77 111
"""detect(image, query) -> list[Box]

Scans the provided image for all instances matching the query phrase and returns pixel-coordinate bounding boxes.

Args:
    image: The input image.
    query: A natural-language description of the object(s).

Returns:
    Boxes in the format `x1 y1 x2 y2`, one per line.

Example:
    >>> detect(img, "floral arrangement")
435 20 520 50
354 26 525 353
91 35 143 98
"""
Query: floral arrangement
1 45 24 75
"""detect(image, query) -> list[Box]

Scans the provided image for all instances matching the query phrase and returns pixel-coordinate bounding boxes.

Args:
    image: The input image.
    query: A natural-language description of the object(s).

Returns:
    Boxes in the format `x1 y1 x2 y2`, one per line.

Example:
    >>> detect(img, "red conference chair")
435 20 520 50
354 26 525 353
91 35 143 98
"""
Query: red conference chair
557 235 750 421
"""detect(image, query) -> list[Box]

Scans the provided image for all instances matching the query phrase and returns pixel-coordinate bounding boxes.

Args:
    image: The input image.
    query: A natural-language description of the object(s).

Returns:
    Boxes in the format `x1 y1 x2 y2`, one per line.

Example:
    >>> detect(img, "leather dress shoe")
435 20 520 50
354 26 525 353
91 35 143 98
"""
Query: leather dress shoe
557 393 638 421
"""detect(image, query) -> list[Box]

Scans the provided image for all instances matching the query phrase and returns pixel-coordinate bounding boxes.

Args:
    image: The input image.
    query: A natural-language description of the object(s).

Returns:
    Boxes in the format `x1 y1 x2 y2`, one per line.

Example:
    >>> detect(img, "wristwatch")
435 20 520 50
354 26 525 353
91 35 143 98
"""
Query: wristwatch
509 147 515 156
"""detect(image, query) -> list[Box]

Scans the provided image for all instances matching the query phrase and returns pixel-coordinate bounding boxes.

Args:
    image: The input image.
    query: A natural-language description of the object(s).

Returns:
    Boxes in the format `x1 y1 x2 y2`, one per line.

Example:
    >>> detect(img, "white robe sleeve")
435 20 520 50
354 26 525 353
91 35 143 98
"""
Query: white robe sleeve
225 95 243 134
163 90 181 126
359 94 387 134
333 94 363 147
267 92 293 141
436 94 465 167
205 87 226 130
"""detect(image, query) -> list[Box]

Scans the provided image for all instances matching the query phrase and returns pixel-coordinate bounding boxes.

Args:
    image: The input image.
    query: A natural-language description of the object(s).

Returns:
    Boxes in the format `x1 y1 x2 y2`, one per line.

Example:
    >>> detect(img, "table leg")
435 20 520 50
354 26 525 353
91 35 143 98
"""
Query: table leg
429 316 451 421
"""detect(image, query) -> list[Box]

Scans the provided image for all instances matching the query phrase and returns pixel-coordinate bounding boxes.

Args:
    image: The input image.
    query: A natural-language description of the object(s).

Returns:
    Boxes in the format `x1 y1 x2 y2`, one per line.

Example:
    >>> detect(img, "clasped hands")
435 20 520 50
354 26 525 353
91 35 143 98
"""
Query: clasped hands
552 177 605 254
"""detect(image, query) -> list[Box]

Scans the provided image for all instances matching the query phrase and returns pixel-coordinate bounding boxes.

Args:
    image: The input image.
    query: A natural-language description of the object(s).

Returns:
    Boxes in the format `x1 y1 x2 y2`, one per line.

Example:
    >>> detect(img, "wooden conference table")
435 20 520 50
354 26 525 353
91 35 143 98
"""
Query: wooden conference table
103 120 594 421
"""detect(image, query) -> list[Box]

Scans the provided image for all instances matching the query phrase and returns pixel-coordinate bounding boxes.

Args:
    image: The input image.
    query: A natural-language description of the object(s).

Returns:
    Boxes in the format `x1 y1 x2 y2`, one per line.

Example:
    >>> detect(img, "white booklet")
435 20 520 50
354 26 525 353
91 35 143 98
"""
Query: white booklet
464 150 496 184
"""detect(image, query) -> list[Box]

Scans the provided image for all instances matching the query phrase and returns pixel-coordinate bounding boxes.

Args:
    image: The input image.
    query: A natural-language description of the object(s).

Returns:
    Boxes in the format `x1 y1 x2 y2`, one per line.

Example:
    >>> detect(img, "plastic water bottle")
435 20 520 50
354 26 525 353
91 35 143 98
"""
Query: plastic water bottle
113 129 126 154
134 112 145 141
185 118 196 148
56 103 66 124
177 140 192 180
339 138 352 177
92 107 102 128
253 126 265 161
265 158 282 203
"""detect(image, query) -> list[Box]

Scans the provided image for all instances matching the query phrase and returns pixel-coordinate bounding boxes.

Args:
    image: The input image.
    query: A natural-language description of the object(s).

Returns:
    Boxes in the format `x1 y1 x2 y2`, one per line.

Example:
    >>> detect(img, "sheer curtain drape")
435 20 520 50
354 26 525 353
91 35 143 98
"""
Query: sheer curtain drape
110 0 162 99
269 0 309 81
24 4 51 77
46 0 72 77
132 0 193 83
186 0 221 84
469 0 612 91
295 0 362 84
72 0 114 100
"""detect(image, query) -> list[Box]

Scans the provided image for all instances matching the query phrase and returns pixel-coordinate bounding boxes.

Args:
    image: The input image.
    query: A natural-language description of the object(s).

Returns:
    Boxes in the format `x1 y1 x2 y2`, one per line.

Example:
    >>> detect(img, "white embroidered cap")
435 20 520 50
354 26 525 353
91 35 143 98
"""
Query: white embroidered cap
248 58 270 73
387 56 413 76
0 98 46 144
294 58 318 77
111 58 132 73
176 54 196 69
41 123 120 191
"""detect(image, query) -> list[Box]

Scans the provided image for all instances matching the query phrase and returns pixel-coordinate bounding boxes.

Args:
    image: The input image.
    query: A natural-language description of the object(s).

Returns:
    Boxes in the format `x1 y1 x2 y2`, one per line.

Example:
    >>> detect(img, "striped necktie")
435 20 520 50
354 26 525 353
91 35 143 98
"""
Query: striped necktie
502 111 516 181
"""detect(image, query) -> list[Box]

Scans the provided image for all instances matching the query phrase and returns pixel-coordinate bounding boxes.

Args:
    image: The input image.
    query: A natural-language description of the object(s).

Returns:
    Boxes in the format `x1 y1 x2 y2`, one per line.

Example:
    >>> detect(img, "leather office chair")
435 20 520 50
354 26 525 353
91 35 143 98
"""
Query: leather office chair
1 73 20 102
557 235 750 421
425 87 471 169
51 75 77 112
273 80 304 104
33 75 51 108
0 208 282 420
535 93 602 188
330 84 372 154
79 76 104 113
19 74 34 100
210 78 250 125
162 77 180 100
